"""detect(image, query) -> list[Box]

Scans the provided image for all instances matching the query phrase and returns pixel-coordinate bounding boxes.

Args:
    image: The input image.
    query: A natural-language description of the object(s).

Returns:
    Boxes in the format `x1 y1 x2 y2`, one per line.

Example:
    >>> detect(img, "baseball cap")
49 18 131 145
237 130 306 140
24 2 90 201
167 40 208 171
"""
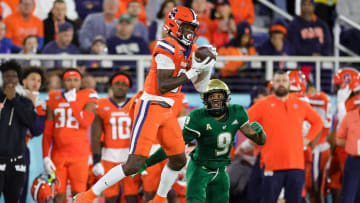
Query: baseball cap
215 0 230 5
92 36 106 45
58 22 73 33
119 14 133 23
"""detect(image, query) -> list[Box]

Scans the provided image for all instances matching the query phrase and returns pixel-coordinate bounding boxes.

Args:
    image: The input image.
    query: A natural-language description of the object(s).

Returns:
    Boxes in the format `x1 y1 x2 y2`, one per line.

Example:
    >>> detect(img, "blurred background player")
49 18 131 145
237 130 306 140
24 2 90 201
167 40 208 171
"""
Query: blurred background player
91 72 140 203
74 6 216 203
137 79 266 203
247 70 323 203
20 66 47 203
0 60 37 203
306 81 332 202
42 68 98 202
327 68 360 203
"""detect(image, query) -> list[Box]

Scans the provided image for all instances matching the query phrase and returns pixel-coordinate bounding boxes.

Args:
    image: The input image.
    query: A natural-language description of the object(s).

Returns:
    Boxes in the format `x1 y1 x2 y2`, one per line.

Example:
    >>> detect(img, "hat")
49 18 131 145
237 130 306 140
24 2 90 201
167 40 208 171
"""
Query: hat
215 0 230 5
269 18 288 35
236 21 252 37
119 14 133 23
92 36 106 45
58 22 73 33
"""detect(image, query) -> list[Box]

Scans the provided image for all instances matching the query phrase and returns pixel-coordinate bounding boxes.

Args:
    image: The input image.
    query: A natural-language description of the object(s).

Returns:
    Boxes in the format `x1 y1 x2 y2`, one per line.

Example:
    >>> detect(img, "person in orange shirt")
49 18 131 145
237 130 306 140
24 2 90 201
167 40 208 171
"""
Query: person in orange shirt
336 106 360 203
218 21 256 78
42 68 98 203
74 6 216 203
116 0 147 25
247 70 323 203
228 0 254 24
306 82 332 202
3 0 43 52
327 68 360 203
190 0 213 43
91 72 140 203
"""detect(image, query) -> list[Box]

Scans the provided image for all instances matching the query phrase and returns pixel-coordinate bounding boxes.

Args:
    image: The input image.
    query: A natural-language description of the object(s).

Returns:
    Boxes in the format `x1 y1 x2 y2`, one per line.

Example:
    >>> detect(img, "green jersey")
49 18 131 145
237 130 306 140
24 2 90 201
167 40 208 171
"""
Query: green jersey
183 104 249 169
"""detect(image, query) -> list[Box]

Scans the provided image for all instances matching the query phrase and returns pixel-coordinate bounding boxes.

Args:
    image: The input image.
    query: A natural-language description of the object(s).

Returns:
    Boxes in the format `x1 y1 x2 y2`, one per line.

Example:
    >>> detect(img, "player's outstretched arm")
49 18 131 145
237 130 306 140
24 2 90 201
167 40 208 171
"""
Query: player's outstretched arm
240 122 266 146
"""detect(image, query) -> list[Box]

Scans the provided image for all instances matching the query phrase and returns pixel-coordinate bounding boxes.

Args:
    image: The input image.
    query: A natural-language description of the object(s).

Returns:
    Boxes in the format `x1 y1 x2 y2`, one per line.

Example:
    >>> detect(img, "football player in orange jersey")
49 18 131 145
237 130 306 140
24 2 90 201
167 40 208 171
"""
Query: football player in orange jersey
327 68 360 203
91 72 140 203
74 6 216 203
42 68 98 203
306 82 332 202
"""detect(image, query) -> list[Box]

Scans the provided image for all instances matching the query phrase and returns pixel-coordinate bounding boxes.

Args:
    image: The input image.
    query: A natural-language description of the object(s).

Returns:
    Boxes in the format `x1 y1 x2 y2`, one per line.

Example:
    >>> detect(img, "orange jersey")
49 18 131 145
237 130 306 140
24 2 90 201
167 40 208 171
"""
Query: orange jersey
345 94 360 112
96 97 132 149
337 108 360 156
144 37 197 101
47 89 98 157
3 11 43 48
247 94 323 171
308 92 332 144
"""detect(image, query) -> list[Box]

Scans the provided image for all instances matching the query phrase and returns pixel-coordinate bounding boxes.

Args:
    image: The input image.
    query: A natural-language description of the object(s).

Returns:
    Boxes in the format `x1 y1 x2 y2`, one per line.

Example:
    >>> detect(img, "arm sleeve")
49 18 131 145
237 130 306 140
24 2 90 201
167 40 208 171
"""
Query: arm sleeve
336 113 349 139
29 115 46 137
42 120 54 157
78 15 94 51
182 111 200 144
11 96 37 128
304 102 324 141
144 147 168 167
69 101 95 129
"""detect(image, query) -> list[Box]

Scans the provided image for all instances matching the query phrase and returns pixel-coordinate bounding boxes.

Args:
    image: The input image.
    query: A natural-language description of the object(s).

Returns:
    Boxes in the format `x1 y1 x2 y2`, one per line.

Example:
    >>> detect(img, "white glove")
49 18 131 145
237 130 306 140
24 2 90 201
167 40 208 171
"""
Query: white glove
64 88 77 102
185 53 216 80
337 85 352 105
92 162 105 176
43 157 56 174
201 44 218 57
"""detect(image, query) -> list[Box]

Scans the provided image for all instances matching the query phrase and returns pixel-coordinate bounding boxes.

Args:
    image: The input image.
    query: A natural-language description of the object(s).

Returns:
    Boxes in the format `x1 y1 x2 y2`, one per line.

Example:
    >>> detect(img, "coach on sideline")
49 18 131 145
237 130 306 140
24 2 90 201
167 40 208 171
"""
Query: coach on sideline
336 106 360 203
247 70 323 203
0 60 37 202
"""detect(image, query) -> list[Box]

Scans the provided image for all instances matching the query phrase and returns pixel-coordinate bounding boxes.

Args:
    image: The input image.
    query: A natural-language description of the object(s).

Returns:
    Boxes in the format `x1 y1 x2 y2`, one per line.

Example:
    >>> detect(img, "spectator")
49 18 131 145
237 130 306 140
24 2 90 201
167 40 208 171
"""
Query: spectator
336 0 360 25
258 19 296 69
145 0 163 24
46 72 61 91
18 35 42 67
75 0 103 21
211 0 236 48
42 22 80 68
86 36 113 68
3 0 44 52
107 14 150 69
127 0 149 43
336 107 360 203
287 0 332 56
247 70 323 203
0 20 10 54
0 60 37 203
149 0 176 43
43 0 79 47
81 73 97 89
116 0 147 25
33 0 79 21
228 0 254 24
314 0 336 30
78 0 118 52
218 21 256 78
190 0 213 43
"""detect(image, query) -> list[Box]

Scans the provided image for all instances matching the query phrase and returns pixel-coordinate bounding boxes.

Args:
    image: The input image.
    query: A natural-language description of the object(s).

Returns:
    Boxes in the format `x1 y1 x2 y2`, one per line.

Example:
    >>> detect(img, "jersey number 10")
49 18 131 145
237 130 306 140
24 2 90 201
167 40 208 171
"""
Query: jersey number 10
109 117 131 140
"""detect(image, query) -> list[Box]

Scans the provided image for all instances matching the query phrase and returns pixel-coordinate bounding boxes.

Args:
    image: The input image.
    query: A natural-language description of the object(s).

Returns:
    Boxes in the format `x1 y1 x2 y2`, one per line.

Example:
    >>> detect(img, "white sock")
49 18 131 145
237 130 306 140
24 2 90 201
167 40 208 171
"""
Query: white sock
156 164 181 197
91 164 126 196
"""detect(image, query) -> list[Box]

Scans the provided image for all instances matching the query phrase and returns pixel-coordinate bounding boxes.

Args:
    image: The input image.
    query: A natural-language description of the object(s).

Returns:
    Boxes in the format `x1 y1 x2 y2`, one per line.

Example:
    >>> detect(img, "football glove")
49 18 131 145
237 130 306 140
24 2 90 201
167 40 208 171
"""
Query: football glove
250 121 267 145
43 157 56 175
92 162 105 176
64 88 77 102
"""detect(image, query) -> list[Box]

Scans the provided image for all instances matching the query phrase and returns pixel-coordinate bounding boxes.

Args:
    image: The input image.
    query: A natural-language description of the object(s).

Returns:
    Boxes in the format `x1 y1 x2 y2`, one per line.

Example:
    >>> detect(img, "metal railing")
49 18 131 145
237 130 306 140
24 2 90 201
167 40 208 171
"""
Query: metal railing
2 54 360 92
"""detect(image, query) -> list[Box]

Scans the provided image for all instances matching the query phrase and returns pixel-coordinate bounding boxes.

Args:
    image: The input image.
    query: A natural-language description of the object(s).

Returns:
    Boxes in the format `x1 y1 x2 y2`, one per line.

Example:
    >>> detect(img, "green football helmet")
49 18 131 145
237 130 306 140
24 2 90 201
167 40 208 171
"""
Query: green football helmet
202 79 231 117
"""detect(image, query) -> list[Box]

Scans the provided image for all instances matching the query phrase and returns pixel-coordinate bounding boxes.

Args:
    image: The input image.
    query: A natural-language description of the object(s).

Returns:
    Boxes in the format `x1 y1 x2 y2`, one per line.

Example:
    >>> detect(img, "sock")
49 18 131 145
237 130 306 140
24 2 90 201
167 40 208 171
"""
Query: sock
91 164 126 196
156 164 181 197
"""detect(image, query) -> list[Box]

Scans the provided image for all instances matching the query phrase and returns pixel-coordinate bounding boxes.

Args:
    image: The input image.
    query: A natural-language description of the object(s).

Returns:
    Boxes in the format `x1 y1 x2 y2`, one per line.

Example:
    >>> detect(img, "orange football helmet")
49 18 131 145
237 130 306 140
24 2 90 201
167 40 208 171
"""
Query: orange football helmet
333 68 360 92
288 70 307 93
164 6 199 46
31 173 59 203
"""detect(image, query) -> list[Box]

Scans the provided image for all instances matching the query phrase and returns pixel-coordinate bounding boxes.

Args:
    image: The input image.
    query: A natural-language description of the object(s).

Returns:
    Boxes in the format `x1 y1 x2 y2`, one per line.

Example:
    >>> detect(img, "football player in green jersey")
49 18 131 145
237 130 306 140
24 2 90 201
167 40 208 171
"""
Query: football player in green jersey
136 79 266 203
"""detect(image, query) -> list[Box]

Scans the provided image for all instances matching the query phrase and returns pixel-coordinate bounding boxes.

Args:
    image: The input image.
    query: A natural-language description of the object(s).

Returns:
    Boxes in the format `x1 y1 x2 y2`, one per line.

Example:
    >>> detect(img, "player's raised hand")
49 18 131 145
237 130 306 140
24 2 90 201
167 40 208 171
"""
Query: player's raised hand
92 162 105 176
64 88 77 102
43 157 56 174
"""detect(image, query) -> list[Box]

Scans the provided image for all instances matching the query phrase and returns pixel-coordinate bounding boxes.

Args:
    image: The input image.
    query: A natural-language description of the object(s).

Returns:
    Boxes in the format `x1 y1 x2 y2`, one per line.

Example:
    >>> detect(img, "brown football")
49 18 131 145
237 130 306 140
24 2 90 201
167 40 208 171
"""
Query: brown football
194 46 216 63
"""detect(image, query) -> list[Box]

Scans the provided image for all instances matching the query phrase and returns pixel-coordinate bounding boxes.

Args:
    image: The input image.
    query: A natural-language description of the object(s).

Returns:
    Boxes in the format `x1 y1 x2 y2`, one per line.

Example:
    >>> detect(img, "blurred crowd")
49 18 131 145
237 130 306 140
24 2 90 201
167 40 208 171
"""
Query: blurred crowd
0 0 359 93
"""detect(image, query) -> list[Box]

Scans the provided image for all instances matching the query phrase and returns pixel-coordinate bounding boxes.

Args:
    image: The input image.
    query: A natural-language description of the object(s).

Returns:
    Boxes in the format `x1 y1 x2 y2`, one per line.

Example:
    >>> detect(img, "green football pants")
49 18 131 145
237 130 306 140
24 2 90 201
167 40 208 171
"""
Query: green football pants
186 159 230 203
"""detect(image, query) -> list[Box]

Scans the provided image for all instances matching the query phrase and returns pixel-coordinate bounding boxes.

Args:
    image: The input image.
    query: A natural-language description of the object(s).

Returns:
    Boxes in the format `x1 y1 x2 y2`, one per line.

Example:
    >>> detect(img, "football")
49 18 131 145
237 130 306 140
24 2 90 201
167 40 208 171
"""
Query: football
195 46 216 63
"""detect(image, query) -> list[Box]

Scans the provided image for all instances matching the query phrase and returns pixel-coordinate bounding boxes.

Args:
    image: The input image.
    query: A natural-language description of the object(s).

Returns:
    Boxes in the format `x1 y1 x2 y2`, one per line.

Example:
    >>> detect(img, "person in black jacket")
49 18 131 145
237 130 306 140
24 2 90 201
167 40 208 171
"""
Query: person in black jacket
43 0 79 47
0 60 37 203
